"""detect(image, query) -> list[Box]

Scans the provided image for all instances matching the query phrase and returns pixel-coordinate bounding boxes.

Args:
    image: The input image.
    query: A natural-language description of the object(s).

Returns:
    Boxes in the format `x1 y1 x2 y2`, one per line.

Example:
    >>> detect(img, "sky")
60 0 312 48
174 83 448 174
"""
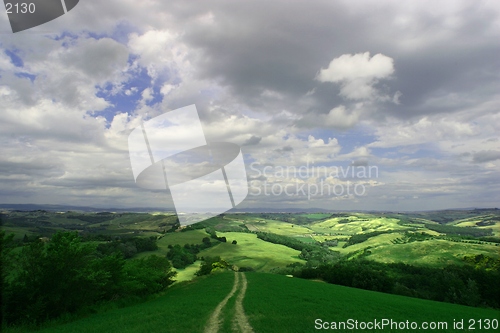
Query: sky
0 0 499 212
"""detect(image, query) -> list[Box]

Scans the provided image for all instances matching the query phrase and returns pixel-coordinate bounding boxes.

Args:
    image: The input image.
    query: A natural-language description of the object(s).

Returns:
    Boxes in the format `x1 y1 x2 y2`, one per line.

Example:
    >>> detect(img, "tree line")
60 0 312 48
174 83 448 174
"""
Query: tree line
278 257 500 308
1 230 176 328
424 223 493 237
256 232 341 265
166 232 239 269
166 237 214 269
342 230 390 247
96 236 158 258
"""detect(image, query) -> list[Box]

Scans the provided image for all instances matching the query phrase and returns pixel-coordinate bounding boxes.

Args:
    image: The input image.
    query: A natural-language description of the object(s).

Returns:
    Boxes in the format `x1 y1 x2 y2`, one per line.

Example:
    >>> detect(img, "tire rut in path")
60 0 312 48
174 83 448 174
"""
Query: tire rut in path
232 273 254 333
204 272 254 333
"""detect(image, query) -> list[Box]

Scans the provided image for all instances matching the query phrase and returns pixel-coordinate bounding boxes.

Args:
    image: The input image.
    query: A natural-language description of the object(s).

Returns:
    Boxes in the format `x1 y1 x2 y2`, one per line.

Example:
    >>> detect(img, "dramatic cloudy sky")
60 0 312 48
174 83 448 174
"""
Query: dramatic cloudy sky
0 0 499 211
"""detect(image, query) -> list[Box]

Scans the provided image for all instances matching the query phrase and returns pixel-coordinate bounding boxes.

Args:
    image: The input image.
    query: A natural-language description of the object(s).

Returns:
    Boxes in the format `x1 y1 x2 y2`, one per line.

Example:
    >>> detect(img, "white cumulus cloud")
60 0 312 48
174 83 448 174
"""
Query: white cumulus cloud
316 52 397 101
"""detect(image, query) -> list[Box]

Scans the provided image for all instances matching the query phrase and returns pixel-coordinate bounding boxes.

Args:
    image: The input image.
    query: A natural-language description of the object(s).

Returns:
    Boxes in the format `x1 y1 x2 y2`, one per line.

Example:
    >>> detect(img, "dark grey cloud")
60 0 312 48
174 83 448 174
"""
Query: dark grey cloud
274 145 293 154
351 160 369 167
181 1 361 111
40 176 136 190
172 0 500 122
472 150 500 163
242 135 261 146
0 158 64 178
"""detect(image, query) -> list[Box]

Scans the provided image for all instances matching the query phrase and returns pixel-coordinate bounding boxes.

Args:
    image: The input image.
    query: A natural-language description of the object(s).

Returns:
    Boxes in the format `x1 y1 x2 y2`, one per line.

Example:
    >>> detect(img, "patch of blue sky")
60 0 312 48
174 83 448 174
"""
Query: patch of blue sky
80 22 141 45
370 142 440 159
109 21 141 44
243 153 258 166
94 66 175 124
48 31 79 47
15 72 36 82
94 64 152 123
285 126 441 169
49 31 78 40
4 49 23 67
366 144 446 177
83 31 109 41
147 84 164 106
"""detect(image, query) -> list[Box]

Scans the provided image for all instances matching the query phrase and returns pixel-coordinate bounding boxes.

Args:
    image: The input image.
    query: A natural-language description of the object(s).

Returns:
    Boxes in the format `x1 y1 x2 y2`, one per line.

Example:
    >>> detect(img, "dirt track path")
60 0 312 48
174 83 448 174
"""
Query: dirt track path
204 272 254 333
232 273 254 333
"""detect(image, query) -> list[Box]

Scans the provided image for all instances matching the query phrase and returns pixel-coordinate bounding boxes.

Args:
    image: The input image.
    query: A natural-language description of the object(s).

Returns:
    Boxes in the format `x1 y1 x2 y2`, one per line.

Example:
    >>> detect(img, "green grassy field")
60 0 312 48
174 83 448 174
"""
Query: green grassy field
8 271 498 333
296 213 331 220
0 211 178 239
158 230 209 248
198 232 305 271
0 225 37 239
18 272 234 333
311 215 408 234
137 230 306 274
133 230 212 259
173 260 202 282
133 253 201 283
244 273 500 333
334 232 403 254
3 209 500 333
3 209 500 274
367 239 500 266
249 220 313 236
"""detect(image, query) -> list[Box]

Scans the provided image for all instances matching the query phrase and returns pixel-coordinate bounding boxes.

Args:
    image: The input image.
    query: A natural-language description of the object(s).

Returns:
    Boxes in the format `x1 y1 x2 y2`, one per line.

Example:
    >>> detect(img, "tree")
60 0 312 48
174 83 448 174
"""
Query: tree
166 218 180 233
166 244 197 268
196 256 229 276
117 242 137 258
5 232 98 323
1 231 15 324
9 233 119 323
196 256 220 276
121 255 176 296
4 231 177 326
134 236 158 252
232 240 237 245
33 231 99 316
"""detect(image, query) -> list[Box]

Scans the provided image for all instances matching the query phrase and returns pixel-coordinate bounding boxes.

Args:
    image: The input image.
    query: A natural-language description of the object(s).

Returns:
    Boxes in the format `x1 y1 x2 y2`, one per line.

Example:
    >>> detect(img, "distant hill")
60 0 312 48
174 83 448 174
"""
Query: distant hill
0 204 333 214
1 203 497 214
0 204 175 213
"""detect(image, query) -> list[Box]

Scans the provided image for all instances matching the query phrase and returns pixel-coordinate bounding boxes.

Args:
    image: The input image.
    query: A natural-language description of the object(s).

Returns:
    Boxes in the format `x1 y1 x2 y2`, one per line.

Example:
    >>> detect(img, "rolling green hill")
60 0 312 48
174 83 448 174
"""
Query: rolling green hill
198 232 304 271
3 209 499 270
11 271 498 333
3 209 500 332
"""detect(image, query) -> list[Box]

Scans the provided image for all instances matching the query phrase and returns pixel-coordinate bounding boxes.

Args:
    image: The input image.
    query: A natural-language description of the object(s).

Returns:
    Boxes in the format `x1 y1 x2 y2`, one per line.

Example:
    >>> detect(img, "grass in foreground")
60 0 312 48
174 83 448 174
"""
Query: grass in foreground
6 271 499 333
7 273 235 333
243 273 500 333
